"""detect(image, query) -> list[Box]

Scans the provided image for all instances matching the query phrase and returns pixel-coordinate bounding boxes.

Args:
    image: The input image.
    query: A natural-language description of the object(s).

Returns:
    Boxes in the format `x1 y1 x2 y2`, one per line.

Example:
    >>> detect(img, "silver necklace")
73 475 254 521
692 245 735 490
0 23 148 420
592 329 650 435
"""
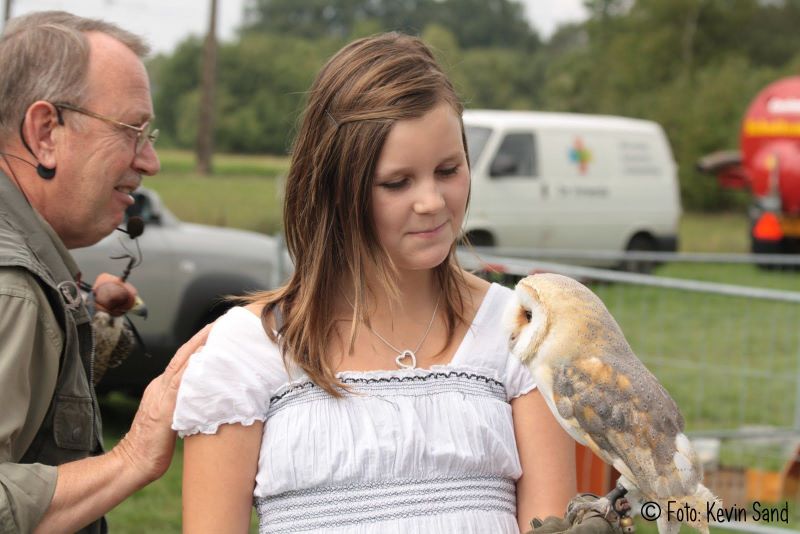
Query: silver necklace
346 293 441 369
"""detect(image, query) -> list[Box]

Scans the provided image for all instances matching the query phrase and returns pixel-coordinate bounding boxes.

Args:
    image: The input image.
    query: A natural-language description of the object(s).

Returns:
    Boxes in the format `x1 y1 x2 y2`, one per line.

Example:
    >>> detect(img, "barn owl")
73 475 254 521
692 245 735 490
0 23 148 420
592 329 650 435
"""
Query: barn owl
505 273 718 534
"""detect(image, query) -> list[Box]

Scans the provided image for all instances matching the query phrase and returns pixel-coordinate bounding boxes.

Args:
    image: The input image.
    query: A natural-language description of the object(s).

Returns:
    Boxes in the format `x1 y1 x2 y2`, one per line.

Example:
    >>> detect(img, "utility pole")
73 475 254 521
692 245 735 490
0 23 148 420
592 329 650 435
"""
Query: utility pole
4 0 13 25
196 0 217 175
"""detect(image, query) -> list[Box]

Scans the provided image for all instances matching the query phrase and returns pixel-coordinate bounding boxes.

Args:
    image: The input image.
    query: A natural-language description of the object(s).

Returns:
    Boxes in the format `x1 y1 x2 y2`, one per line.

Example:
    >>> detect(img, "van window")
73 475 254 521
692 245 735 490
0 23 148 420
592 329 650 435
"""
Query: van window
465 126 492 167
490 132 537 178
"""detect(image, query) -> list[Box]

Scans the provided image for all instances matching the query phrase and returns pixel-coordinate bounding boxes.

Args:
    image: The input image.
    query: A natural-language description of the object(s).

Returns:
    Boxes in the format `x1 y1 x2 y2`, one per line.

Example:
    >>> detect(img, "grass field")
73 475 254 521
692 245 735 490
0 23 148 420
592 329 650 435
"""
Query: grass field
102 149 800 532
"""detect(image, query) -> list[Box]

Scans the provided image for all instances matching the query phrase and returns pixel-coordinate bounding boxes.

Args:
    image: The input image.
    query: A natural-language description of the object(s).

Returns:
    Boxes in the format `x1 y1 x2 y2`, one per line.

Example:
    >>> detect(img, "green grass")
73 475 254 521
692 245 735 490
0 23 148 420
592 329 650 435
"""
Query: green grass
679 212 750 254
148 174 283 234
158 148 290 178
101 394 185 532
587 279 800 432
103 150 800 531
657 262 800 291
101 393 259 533
634 512 800 534
145 149 287 235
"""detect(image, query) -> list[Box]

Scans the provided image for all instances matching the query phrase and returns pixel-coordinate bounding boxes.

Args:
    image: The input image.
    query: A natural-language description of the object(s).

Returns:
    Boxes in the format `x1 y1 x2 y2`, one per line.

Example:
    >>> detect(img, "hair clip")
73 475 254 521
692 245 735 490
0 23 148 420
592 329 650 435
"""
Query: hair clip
325 109 339 128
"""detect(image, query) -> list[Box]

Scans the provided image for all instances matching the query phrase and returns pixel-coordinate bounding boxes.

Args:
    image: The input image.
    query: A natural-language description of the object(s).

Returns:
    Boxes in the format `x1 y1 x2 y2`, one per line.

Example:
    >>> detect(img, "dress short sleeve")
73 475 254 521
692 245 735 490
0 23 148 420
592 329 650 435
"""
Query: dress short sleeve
472 283 537 402
503 353 536 401
172 307 287 438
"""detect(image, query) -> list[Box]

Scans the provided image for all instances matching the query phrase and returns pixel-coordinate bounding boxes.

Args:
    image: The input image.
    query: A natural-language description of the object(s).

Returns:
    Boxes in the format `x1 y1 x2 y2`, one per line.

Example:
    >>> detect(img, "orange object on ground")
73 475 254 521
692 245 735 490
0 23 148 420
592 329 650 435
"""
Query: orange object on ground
575 443 619 495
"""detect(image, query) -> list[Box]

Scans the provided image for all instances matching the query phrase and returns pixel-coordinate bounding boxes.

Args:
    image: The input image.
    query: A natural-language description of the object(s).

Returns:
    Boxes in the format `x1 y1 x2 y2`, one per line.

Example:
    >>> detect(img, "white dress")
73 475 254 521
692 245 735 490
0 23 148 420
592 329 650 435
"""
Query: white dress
173 283 536 534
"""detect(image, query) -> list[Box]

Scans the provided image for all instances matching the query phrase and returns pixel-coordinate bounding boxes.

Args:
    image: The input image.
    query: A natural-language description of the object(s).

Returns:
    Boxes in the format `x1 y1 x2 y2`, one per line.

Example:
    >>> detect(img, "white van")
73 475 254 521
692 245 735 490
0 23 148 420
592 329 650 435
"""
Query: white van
462 110 681 259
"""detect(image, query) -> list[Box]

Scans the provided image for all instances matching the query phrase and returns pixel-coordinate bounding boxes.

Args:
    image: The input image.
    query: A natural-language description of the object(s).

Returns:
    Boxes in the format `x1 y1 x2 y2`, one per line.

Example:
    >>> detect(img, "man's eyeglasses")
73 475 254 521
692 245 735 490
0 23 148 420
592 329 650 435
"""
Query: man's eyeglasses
52 102 159 155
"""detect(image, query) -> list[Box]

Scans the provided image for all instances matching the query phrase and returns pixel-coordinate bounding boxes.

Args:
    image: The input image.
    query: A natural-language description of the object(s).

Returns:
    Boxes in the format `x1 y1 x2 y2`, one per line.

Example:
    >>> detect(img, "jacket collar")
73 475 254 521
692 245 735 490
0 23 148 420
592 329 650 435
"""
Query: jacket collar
0 170 82 285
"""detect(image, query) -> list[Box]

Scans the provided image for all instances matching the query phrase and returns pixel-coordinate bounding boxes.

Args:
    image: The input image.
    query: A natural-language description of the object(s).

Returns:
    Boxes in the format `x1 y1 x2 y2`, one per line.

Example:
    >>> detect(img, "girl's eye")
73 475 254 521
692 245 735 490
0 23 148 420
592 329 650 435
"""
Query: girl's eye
437 166 459 177
379 178 408 190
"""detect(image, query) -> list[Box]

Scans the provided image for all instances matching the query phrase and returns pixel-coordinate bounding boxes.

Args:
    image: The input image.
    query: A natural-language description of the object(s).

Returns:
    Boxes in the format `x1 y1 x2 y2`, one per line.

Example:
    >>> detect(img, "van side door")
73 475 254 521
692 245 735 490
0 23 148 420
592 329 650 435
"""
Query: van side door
476 130 546 248
539 131 620 250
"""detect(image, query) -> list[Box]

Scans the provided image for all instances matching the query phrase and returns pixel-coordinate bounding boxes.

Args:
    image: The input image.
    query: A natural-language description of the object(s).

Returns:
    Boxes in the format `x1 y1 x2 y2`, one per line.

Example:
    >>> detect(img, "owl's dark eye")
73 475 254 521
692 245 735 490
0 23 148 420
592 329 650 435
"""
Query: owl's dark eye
524 309 532 321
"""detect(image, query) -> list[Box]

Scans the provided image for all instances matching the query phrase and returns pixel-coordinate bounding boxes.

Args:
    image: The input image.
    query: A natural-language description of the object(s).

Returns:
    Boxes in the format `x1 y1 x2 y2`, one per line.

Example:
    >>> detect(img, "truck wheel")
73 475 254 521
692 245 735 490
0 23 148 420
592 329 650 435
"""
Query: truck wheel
751 236 782 270
193 302 232 334
622 234 657 274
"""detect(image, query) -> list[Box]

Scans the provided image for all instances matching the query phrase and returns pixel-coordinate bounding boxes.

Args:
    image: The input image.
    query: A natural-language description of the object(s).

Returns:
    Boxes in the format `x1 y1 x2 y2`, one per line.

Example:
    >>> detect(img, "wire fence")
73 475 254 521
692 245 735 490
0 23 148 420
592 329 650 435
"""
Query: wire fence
468 247 800 267
458 249 800 529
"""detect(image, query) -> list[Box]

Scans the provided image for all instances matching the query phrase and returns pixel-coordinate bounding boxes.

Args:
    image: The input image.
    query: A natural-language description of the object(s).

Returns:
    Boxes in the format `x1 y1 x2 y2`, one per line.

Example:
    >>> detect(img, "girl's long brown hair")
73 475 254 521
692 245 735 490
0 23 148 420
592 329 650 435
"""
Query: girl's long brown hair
249 32 471 396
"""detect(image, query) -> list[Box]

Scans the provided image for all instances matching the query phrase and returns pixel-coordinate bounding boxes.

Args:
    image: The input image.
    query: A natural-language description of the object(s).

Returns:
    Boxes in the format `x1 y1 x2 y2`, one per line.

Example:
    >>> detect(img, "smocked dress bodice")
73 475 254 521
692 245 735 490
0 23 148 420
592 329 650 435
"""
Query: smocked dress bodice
173 283 535 533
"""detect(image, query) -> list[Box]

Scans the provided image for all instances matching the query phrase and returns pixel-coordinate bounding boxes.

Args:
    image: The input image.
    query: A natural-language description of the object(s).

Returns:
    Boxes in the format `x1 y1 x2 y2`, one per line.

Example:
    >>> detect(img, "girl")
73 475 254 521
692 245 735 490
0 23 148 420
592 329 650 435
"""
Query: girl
174 32 575 533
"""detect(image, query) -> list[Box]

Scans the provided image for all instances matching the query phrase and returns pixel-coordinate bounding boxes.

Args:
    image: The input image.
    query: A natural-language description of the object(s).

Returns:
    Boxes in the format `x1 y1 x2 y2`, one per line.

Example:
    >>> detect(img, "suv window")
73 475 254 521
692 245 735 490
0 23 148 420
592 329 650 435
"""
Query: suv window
490 132 537 178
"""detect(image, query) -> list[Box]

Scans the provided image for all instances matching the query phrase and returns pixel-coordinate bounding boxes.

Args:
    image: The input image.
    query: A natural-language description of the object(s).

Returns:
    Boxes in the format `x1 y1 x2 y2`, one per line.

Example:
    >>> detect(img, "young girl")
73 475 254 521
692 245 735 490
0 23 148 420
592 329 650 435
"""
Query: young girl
173 33 575 533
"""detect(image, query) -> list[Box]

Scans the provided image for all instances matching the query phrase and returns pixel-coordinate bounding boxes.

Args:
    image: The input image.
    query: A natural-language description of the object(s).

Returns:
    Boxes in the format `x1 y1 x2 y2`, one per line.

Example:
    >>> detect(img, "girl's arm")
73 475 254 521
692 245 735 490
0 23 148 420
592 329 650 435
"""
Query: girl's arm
512 390 577 532
182 422 264 533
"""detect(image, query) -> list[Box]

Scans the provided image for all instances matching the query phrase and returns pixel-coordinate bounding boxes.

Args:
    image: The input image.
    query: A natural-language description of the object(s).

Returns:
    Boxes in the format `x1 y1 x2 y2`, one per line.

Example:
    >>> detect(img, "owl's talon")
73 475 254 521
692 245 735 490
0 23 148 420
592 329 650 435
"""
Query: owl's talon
566 495 614 525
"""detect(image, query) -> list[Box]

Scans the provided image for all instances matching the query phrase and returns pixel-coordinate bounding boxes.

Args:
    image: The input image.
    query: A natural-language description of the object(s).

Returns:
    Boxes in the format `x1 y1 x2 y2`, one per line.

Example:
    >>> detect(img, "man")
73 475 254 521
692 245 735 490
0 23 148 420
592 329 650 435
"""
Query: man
0 11 208 533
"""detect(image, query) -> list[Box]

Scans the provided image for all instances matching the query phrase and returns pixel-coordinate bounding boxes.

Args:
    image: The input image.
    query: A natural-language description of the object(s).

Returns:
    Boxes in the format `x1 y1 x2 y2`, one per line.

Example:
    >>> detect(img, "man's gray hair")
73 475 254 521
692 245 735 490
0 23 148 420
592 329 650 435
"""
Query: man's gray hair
0 11 150 139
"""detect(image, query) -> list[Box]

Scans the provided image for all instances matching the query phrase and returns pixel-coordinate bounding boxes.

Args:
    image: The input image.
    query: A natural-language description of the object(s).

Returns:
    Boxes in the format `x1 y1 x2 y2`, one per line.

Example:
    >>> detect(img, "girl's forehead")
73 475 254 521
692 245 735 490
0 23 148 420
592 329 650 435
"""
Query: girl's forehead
376 105 464 171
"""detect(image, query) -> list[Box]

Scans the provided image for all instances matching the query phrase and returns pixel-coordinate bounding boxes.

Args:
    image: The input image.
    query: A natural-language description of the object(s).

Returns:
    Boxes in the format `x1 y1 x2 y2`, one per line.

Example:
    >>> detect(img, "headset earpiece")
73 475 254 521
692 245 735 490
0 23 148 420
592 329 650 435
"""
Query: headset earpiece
36 164 56 180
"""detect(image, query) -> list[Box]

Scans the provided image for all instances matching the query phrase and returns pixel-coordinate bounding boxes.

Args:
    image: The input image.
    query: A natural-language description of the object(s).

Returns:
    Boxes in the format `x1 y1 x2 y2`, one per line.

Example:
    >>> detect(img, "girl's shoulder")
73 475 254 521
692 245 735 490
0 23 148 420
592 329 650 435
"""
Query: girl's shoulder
243 301 277 330
173 306 289 437
460 271 514 321
463 270 491 296
209 305 276 346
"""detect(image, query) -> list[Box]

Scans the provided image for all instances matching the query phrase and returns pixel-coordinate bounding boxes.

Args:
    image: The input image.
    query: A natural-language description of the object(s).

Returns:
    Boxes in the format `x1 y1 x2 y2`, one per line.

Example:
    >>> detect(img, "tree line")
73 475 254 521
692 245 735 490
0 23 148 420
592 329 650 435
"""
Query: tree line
148 0 800 210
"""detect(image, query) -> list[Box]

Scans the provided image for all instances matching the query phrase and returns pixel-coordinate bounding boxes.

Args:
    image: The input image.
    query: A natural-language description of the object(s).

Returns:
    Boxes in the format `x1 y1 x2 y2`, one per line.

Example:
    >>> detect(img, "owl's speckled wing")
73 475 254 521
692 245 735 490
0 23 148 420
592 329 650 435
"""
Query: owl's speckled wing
548 348 701 499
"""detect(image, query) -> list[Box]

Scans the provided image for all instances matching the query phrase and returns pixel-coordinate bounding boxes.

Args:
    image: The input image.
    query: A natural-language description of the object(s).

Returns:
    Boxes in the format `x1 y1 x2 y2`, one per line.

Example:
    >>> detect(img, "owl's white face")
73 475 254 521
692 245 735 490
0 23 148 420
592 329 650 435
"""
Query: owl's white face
505 280 548 364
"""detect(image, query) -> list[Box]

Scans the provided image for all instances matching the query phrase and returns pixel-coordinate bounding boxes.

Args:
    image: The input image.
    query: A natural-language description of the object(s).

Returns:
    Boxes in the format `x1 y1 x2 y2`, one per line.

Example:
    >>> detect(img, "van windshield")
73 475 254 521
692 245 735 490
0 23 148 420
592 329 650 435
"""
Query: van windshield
465 126 492 167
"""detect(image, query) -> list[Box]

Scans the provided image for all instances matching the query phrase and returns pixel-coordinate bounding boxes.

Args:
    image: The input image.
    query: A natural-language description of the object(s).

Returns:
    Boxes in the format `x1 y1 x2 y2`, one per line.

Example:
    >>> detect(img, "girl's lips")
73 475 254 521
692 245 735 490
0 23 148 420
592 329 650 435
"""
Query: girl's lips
410 221 447 237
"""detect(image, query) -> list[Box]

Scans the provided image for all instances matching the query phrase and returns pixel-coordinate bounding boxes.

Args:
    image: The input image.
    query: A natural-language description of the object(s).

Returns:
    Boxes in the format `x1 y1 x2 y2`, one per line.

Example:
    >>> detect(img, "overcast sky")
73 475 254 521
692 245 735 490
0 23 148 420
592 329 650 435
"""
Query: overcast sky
4 0 589 54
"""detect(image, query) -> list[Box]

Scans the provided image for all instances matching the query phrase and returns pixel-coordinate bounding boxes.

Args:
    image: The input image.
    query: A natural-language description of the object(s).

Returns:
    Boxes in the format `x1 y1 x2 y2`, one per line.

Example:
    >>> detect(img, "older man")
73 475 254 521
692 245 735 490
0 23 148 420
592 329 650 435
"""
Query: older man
0 12 208 533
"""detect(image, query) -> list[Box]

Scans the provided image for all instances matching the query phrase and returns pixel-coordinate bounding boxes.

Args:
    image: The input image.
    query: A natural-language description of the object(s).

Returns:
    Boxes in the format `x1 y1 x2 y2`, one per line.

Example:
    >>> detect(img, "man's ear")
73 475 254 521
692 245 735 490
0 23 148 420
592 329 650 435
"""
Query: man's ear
22 101 62 169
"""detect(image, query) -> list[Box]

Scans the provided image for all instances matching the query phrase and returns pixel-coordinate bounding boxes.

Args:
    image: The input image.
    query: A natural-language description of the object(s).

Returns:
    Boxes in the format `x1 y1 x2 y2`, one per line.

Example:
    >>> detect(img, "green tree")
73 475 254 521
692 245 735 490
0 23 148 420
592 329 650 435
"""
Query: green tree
242 0 540 50
435 0 540 50
170 33 336 154
421 24 464 91
243 0 371 39
458 48 544 110
148 37 203 146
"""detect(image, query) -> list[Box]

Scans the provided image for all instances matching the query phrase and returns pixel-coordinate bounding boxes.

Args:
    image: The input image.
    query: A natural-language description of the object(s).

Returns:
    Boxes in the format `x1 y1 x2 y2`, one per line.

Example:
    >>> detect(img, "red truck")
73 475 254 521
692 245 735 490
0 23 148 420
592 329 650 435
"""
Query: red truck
698 76 800 255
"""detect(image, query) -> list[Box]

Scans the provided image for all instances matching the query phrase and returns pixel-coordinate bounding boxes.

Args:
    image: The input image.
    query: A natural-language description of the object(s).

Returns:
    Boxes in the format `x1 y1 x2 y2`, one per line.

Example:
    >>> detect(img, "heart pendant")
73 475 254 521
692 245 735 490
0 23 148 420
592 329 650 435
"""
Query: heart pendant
395 350 417 369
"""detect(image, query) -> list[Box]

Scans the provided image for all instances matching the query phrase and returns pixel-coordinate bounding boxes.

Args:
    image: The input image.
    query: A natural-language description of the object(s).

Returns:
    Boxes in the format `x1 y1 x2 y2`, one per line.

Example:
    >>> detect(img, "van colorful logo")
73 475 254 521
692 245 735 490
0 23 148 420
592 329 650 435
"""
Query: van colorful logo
569 138 592 174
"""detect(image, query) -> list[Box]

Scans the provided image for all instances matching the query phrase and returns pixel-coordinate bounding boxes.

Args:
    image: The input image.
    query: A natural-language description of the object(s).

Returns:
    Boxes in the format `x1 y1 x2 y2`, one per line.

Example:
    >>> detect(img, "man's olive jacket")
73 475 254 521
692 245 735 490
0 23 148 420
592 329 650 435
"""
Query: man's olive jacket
0 172 104 533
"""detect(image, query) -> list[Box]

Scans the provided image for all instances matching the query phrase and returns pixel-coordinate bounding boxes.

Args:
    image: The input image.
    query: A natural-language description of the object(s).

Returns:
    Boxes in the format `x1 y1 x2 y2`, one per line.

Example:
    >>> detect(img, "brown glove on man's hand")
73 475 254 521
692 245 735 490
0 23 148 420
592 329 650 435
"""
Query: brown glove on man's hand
524 494 625 534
